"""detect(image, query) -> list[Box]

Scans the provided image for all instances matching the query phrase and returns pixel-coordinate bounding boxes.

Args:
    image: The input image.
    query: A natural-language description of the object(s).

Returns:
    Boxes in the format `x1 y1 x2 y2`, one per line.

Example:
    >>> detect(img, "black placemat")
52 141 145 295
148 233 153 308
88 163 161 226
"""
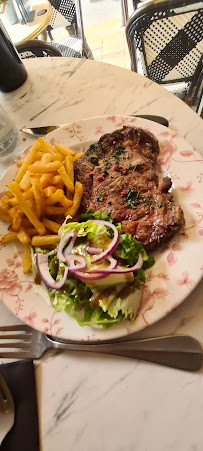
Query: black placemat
0 360 39 451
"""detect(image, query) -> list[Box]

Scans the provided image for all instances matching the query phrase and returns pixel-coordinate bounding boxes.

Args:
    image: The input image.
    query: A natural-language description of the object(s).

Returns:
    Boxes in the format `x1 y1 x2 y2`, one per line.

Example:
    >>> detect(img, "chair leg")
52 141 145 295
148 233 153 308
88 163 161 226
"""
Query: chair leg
66 23 76 36
75 0 93 59
197 89 203 116
46 26 54 42
75 0 85 48
121 0 129 26
133 0 141 9
38 30 48 41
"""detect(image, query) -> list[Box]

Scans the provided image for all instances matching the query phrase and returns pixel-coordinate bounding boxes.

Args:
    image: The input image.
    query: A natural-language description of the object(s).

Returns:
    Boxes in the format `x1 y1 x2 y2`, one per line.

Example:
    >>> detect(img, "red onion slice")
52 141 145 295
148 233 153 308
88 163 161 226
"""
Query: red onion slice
69 270 105 282
91 220 119 263
66 254 86 271
36 253 69 289
105 256 118 270
87 253 143 274
87 246 103 254
69 256 118 281
57 232 77 263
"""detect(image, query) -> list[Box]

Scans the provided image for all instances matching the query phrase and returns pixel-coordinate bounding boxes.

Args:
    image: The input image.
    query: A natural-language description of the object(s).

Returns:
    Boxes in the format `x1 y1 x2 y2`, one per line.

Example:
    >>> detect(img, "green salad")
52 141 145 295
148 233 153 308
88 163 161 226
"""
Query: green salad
32 209 154 327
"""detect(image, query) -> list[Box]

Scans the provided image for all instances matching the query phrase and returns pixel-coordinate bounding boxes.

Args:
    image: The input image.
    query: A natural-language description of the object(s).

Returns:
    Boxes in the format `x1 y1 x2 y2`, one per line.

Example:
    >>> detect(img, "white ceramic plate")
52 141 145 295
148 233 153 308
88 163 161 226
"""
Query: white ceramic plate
0 115 202 341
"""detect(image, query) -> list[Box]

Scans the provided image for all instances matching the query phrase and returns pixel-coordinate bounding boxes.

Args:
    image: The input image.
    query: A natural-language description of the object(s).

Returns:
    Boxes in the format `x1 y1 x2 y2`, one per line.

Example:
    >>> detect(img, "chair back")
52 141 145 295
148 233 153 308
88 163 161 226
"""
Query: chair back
48 0 77 31
16 40 62 58
126 0 203 110
46 0 91 58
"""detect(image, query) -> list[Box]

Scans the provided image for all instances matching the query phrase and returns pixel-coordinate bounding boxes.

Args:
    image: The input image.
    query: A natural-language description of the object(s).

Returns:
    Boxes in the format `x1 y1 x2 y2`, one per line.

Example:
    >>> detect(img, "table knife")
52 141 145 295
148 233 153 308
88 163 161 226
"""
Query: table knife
21 115 169 137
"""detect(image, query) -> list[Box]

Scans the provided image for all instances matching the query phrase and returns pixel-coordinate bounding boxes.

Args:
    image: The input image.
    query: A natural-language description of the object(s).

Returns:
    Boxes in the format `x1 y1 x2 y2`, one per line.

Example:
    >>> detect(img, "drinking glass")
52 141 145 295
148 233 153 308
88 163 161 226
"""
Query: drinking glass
0 105 18 157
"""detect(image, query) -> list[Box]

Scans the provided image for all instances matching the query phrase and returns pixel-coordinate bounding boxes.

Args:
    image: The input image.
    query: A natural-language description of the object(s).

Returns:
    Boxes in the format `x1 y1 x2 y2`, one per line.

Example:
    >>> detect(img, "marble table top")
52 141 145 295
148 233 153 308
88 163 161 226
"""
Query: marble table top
0 57 203 451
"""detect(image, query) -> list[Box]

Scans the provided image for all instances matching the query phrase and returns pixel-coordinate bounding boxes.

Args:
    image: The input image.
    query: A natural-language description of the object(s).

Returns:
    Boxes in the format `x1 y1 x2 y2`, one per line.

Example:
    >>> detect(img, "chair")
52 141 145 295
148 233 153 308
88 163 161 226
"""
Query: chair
132 0 145 9
126 0 203 114
46 0 92 58
16 40 62 59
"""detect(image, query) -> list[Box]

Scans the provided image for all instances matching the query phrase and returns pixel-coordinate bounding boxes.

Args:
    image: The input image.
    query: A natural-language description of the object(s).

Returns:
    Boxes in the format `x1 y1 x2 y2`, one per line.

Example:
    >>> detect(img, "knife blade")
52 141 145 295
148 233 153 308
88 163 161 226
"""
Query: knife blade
21 125 61 136
21 115 169 137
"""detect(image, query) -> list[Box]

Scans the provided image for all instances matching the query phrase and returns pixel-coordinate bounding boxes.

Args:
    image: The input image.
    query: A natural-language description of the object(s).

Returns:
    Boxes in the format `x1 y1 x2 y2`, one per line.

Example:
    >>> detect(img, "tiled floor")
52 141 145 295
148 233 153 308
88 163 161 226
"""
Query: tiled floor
83 0 133 70
85 17 131 69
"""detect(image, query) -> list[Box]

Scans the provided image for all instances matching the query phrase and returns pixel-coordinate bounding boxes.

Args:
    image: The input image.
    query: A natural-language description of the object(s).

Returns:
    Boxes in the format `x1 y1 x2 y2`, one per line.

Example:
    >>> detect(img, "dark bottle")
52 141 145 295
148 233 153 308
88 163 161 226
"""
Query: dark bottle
0 19 27 93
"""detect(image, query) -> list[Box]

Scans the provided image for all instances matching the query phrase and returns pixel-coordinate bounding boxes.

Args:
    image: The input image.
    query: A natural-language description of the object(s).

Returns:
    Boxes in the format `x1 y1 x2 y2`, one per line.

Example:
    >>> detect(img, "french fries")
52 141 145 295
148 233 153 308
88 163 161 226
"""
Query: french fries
7 181 46 236
14 141 41 183
31 235 60 246
54 142 75 157
0 137 85 273
45 206 65 216
42 218 61 234
0 213 12 224
8 209 23 232
23 244 32 274
57 166 74 193
65 182 83 217
30 176 44 218
29 161 62 173
1 232 18 243
72 152 84 162
19 171 31 191
17 227 31 244
45 188 65 206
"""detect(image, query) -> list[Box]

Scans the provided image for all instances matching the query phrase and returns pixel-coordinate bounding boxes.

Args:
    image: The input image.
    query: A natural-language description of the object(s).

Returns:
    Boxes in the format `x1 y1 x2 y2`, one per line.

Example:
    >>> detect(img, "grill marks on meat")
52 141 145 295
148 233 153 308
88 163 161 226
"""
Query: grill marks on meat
74 126 184 250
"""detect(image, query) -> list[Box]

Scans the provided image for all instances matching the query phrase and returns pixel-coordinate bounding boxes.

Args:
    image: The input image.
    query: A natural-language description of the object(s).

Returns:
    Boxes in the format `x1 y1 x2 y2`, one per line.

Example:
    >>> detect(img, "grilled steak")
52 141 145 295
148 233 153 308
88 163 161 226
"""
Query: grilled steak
74 126 184 250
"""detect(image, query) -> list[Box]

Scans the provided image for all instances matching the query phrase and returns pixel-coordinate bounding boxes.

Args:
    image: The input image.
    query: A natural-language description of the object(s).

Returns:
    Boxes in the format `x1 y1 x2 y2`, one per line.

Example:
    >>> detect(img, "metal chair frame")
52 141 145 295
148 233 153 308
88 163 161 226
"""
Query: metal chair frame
126 0 203 112
46 0 90 58
16 39 62 58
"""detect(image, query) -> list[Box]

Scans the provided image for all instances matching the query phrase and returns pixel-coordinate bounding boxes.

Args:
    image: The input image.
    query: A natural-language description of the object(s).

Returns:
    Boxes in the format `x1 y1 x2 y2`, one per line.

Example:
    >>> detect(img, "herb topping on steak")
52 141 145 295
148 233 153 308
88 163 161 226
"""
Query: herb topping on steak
74 126 184 250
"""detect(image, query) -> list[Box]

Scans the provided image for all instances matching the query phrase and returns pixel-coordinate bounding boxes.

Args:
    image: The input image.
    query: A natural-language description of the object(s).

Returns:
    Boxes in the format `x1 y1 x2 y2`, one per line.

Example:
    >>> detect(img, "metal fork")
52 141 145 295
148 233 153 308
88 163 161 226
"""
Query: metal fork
0 325 202 371
0 372 15 445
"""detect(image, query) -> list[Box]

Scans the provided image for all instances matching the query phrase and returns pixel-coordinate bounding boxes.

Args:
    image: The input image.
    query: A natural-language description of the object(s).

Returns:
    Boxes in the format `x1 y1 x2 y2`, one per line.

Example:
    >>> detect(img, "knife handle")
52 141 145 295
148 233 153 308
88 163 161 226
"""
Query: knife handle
48 335 202 371
132 114 169 127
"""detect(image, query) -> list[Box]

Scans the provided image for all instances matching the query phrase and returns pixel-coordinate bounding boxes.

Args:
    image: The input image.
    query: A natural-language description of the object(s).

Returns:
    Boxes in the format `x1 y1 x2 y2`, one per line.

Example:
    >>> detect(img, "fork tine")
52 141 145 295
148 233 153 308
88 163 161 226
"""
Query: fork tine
0 325 49 360
0 334 31 340
0 325 35 359
0 342 30 349
0 325 32 354
0 352 30 358
0 388 4 406
0 375 11 410
0 373 14 415
0 325 31 332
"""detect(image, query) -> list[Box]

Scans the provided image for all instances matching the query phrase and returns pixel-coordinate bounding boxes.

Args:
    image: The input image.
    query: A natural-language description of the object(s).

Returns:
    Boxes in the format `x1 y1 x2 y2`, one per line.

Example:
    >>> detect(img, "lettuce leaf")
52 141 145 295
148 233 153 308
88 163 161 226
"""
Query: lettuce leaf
32 210 154 328
47 269 124 326
107 289 142 320
79 209 154 269
59 219 111 248
114 231 154 269
80 209 112 222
